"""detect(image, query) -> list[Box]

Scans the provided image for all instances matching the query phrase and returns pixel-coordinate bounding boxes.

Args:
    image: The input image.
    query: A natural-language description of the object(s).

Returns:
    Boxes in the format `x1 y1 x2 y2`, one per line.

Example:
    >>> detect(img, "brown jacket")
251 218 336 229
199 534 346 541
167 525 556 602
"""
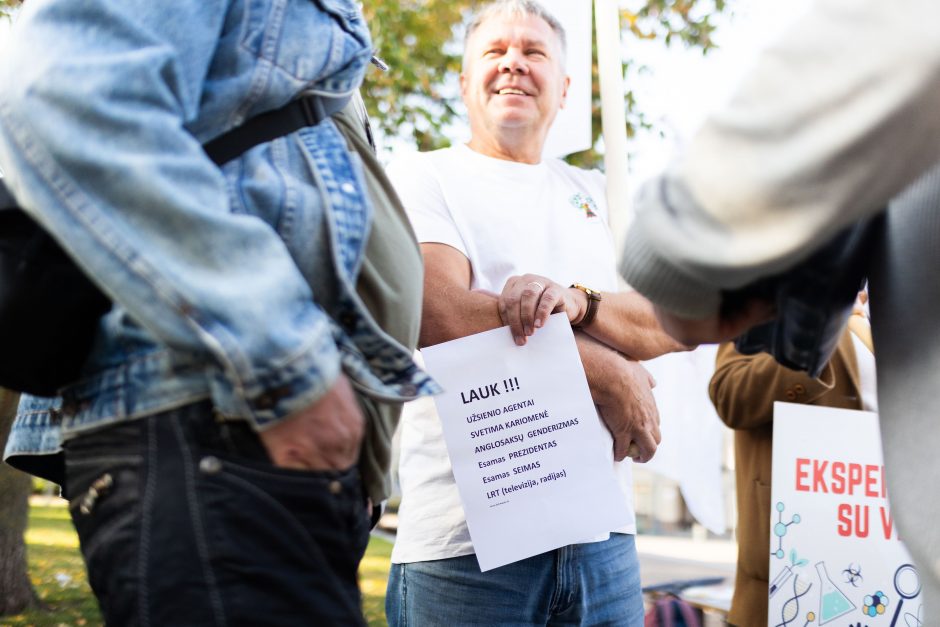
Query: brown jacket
708 332 863 627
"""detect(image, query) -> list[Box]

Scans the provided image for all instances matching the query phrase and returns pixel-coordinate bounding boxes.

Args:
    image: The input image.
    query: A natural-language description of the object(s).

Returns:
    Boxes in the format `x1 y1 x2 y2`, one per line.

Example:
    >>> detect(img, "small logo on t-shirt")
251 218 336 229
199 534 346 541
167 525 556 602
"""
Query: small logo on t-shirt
569 193 598 219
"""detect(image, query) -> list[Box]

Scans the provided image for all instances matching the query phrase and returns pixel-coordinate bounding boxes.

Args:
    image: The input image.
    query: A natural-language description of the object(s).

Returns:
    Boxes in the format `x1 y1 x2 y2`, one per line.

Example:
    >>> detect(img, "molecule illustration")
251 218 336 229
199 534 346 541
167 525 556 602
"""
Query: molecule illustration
773 501 801 559
861 590 889 617
801 611 815 626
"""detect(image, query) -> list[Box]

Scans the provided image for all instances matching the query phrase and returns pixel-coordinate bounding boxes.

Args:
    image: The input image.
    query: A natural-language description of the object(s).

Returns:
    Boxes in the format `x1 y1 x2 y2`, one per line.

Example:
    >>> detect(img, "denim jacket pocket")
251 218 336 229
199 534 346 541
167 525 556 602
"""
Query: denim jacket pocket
311 0 366 33
241 0 371 93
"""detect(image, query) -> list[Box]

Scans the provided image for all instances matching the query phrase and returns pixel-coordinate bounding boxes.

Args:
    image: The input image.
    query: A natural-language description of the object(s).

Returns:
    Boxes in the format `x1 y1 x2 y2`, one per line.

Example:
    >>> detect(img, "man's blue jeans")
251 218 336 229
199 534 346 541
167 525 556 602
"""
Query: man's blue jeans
386 534 644 626
63 402 371 626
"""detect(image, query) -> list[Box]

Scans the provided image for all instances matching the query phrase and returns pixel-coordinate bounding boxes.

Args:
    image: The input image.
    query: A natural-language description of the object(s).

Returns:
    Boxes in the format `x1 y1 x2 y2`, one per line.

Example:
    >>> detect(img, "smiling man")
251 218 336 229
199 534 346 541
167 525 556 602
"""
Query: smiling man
460 7 569 165
385 1 686 625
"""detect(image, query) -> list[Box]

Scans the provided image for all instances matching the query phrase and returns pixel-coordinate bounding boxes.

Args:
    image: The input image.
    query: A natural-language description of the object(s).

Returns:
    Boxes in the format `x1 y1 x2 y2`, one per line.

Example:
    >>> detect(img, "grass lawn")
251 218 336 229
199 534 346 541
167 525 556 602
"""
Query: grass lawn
7 503 394 627
6 505 99 627
360 535 394 626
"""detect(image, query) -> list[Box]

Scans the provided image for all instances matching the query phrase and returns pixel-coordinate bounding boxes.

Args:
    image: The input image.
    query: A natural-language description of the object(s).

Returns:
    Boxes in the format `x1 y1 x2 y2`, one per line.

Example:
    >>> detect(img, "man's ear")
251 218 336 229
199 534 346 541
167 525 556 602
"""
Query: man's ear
559 75 571 109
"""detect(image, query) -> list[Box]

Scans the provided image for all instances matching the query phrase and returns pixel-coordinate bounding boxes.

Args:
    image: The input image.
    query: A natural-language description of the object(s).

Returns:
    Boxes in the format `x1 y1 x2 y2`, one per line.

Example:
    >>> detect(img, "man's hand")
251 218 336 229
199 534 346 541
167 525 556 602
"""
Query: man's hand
577 334 661 463
596 360 661 463
653 298 774 347
259 374 364 471
498 273 582 345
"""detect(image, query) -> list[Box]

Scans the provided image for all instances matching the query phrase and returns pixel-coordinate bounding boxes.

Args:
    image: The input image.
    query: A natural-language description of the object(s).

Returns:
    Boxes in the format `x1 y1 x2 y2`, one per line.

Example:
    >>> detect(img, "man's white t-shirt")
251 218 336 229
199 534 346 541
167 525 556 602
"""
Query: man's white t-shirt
388 143 636 564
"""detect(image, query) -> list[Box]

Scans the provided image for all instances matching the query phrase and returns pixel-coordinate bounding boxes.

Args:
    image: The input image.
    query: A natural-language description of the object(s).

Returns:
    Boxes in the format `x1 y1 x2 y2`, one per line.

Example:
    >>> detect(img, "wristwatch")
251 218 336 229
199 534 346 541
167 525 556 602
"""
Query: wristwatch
570 283 602 329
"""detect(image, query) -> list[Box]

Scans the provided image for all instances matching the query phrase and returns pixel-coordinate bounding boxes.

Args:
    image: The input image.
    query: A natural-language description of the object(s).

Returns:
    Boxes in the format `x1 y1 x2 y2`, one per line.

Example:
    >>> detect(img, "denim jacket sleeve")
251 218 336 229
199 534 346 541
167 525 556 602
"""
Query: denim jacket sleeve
0 0 374 428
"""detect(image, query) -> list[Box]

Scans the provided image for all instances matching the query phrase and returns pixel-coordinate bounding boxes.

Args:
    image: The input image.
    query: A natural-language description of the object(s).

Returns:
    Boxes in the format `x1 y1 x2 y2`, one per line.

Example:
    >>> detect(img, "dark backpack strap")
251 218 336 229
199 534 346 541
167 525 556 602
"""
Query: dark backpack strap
1 94 349 205
203 93 350 166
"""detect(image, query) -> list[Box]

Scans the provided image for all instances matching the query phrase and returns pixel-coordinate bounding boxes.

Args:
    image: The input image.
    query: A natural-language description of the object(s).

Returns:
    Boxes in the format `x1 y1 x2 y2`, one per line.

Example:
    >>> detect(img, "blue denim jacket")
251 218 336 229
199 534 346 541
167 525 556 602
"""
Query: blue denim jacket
0 0 438 465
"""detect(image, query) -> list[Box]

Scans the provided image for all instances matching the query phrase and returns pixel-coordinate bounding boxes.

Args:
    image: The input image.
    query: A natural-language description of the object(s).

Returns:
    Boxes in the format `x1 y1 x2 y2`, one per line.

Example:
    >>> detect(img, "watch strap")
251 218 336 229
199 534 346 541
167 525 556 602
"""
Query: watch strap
570 283 602 329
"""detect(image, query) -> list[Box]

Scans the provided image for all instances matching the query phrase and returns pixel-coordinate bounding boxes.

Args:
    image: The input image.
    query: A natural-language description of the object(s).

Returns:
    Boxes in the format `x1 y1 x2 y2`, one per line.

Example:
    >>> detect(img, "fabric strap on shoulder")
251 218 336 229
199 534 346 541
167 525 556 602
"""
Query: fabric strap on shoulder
203 94 351 166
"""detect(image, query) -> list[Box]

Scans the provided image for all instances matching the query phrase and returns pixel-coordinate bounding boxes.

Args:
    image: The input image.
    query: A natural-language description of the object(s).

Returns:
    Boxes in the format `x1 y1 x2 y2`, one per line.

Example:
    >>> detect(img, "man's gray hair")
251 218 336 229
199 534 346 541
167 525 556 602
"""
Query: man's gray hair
465 0 567 56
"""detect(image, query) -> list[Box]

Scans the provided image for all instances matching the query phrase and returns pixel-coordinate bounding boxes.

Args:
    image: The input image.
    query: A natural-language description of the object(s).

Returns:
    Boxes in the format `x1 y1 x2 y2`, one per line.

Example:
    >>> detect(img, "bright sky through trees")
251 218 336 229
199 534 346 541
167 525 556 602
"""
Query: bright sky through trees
626 0 812 187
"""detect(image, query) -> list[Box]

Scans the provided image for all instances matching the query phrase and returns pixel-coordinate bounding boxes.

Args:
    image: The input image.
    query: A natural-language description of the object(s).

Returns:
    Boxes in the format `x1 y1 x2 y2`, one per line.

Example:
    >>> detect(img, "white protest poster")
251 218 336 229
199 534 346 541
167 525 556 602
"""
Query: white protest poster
420 313 628 571
769 403 924 627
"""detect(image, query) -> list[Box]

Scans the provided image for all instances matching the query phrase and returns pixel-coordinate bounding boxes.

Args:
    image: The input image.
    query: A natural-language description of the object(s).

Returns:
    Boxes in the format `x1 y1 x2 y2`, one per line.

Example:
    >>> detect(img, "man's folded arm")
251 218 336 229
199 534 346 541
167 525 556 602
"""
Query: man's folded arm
573 289 692 360
576 333 660 462
419 243 505 346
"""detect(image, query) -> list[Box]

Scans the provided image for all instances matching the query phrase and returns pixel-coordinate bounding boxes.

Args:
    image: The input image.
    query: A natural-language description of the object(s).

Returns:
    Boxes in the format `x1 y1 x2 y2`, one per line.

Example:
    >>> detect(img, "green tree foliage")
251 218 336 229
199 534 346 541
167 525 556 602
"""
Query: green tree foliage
624 0 726 48
362 1 466 152
362 0 729 166
0 0 21 18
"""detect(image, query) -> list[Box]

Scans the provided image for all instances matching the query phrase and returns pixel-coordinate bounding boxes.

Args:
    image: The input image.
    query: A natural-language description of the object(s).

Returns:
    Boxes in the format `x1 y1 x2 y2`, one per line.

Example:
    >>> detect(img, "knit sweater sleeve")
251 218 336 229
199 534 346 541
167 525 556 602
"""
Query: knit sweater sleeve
620 0 940 318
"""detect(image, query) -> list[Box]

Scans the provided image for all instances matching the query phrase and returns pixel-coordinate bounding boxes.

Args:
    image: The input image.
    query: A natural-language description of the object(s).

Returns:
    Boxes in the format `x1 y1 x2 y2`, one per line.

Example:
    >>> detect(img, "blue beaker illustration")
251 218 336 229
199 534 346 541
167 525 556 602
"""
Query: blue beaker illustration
816 561 856 624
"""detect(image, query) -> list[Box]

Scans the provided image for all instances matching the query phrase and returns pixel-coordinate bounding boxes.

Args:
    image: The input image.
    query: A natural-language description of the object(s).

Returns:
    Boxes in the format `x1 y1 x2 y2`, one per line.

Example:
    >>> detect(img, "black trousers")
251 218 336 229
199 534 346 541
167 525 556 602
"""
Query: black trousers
64 401 370 626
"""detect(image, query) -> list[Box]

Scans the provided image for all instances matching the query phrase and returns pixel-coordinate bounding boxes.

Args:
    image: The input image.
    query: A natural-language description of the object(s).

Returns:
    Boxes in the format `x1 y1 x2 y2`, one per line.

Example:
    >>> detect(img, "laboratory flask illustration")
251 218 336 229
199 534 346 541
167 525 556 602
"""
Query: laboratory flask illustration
815 561 856 624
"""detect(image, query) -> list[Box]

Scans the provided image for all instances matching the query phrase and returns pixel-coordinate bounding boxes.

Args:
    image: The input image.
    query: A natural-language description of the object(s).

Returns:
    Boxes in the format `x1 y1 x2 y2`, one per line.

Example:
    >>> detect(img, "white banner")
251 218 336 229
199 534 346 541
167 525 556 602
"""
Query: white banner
642 345 727 534
769 403 924 627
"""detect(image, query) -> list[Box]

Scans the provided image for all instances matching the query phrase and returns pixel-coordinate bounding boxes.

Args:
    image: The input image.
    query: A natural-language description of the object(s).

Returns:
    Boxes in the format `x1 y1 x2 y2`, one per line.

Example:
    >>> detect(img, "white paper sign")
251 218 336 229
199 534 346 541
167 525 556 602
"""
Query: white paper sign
420 313 629 571
769 403 924 627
